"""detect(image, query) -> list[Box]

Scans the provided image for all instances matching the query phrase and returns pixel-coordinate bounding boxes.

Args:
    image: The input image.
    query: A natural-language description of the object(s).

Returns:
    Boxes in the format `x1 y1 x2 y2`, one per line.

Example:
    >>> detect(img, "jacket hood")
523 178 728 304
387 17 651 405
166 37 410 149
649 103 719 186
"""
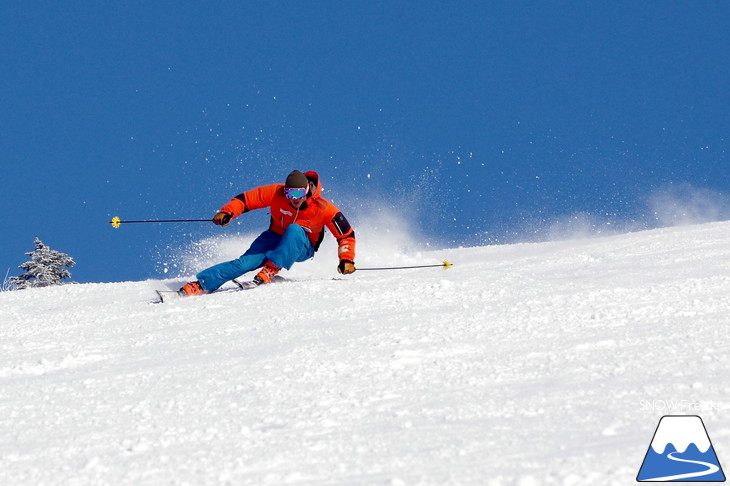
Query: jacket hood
303 170 323 200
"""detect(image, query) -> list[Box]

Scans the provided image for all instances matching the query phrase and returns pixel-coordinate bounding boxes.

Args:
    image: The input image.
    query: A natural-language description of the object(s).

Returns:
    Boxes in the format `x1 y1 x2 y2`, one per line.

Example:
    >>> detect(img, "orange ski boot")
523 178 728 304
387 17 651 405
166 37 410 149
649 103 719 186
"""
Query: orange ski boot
253 260 281 285
178 281 207 296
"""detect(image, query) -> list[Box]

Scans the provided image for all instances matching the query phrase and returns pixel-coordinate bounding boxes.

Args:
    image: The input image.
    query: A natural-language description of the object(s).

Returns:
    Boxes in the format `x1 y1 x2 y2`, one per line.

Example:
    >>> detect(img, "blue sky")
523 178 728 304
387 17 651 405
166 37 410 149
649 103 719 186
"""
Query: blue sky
2 2 728 283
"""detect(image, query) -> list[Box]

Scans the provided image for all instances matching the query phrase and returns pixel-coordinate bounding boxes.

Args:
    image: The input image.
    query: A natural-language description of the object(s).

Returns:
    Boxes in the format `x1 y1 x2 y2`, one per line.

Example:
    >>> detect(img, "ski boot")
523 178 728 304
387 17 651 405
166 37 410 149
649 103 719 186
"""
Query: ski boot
179 281 207 296
253 261 281 285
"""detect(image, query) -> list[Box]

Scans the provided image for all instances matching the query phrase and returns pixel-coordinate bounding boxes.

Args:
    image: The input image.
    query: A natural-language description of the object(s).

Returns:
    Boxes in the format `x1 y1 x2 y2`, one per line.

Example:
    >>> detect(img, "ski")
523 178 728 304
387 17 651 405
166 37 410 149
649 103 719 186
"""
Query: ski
232 275 286 290
154 276 288 303
155 289 184 303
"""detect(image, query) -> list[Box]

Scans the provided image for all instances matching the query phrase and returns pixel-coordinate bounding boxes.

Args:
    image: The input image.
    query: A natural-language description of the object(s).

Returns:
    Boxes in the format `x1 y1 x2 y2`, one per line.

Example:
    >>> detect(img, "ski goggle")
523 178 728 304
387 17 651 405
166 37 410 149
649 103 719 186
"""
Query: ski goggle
285 187 308 200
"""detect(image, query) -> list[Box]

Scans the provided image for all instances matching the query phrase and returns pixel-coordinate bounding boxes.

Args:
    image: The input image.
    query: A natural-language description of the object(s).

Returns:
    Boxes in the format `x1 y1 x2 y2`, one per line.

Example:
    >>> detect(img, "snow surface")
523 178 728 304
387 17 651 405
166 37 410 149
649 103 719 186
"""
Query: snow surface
2 221 730 485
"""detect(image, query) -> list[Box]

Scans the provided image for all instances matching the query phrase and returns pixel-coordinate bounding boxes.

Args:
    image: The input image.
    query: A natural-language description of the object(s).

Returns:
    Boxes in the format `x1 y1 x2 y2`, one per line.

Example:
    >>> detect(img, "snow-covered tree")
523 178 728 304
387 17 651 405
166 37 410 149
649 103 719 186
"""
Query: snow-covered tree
11 237 76 289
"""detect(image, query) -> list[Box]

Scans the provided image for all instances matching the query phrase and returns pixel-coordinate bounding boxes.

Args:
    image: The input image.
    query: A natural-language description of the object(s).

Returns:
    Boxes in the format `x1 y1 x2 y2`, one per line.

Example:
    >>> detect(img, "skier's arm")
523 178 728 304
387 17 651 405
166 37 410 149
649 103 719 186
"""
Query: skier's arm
219 184 282 220
326 211 356 272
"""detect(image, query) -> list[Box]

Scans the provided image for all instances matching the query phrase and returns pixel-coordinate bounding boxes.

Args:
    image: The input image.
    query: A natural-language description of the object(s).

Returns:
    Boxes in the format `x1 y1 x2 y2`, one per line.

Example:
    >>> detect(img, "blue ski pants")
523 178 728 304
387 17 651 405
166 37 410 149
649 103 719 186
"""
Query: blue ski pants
196 224 315 292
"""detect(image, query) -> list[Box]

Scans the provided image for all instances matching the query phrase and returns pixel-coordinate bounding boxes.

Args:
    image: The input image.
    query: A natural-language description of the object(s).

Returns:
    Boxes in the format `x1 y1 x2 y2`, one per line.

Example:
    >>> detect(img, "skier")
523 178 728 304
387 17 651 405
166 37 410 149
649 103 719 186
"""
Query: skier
179 170 356 296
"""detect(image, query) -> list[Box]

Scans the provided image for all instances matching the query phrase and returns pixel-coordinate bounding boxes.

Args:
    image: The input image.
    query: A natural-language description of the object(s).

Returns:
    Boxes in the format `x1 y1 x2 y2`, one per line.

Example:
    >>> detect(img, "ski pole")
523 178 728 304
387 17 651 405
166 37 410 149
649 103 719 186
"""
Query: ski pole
110 216 212 228
356 260 452 271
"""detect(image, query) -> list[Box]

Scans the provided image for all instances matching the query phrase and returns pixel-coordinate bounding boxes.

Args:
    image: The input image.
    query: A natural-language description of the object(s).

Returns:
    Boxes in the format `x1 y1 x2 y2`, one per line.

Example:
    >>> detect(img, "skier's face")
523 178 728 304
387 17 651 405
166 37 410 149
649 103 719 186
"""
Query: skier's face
289 196 306 209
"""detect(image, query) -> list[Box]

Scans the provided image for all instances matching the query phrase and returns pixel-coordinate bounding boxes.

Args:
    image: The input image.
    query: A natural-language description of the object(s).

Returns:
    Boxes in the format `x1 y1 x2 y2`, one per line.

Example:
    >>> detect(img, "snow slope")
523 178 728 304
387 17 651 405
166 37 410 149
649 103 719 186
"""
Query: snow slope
2 221 730 485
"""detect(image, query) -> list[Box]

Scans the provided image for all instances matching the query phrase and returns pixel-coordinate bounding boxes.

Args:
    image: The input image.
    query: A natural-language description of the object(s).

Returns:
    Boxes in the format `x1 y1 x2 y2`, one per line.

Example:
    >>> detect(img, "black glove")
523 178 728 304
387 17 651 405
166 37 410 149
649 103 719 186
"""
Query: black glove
213 211 232 226
337 260 356 275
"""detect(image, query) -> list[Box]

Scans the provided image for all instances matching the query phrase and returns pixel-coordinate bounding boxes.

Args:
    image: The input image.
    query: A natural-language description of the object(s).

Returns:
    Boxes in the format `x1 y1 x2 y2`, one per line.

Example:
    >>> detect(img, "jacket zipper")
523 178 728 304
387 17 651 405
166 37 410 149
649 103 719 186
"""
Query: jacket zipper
281 208 300 228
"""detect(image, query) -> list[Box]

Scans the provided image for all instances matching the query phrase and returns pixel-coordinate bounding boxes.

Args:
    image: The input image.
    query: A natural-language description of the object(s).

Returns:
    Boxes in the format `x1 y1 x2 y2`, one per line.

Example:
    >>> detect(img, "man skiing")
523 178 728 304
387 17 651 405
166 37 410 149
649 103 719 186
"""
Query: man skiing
179 170 356 296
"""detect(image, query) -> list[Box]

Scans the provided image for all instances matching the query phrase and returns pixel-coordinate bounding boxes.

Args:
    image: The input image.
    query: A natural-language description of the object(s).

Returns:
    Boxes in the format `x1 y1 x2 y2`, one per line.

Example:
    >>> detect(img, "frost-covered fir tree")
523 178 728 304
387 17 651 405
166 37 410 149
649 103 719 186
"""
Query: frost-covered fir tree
11 237 76 289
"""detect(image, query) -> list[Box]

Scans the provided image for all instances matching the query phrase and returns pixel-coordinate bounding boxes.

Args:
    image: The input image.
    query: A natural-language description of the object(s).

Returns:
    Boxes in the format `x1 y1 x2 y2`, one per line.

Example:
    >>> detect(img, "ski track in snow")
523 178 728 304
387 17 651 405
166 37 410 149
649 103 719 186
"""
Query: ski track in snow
2 221 730 485
644 451 720 481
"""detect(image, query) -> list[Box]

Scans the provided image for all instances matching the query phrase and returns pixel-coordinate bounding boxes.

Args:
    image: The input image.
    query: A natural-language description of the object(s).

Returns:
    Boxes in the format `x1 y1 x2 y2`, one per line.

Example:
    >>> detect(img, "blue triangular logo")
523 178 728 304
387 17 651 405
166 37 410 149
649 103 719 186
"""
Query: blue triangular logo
637 415 725 482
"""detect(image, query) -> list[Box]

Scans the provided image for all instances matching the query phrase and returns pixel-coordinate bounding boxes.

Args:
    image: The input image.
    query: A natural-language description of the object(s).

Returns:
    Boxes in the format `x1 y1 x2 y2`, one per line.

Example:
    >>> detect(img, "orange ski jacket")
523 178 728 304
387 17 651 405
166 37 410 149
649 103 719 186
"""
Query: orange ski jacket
220 171 356 262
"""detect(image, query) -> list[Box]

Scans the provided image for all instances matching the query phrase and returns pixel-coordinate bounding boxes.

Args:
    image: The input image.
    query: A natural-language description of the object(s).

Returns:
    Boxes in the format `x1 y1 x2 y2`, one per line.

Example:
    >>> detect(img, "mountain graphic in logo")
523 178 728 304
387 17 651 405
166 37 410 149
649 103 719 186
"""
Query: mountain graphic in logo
637 415 725 482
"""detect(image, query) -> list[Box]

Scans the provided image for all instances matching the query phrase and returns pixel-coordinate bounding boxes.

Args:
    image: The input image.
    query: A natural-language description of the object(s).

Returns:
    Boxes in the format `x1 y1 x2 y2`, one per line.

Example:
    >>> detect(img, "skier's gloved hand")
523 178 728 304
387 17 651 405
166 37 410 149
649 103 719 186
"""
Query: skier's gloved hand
337 260 356 275
213 211 232 226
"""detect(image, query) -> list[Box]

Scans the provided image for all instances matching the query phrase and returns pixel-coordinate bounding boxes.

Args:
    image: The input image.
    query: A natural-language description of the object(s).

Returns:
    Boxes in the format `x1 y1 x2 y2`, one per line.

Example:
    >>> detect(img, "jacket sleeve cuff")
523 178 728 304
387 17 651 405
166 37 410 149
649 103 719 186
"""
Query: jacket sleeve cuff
221 197 246 217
